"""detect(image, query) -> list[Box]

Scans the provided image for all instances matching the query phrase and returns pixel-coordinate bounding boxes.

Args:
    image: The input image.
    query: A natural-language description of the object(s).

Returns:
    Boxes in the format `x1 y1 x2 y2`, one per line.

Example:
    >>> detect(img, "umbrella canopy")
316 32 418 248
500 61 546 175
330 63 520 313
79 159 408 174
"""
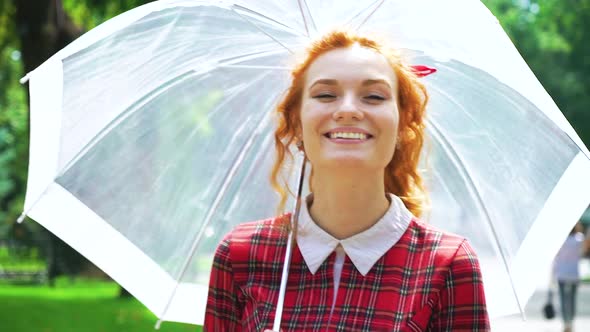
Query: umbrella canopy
19 0 590 325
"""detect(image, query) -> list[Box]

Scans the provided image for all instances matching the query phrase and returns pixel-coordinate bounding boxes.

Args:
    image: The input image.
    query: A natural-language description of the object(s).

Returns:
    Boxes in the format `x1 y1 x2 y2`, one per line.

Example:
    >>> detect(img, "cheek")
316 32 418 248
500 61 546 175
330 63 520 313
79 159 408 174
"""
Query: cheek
378 107 400 140
300 102 327 139
377 110 399 166
299 108 313 140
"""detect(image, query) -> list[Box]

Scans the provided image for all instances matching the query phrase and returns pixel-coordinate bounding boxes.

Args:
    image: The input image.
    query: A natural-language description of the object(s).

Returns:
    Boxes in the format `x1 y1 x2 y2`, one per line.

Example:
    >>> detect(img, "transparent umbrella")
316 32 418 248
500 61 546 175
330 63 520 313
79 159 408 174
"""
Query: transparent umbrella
18 0 590 327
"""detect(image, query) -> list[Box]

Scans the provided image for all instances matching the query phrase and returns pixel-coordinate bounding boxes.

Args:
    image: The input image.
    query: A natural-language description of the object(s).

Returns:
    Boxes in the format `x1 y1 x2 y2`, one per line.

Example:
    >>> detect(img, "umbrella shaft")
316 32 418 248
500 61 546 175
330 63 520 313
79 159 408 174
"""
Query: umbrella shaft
273 154 307 331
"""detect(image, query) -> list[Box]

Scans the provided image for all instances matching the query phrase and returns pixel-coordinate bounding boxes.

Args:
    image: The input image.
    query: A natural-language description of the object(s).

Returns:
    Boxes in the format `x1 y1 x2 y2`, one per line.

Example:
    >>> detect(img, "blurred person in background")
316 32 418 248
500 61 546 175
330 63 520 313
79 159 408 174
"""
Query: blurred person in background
554 222 585 332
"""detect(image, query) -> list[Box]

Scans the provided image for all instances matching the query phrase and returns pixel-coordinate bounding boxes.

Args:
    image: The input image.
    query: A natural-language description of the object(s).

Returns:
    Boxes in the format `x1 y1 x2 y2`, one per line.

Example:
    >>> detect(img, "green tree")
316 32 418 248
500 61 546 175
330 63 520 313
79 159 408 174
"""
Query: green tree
0 0 150 287
484 0 590 144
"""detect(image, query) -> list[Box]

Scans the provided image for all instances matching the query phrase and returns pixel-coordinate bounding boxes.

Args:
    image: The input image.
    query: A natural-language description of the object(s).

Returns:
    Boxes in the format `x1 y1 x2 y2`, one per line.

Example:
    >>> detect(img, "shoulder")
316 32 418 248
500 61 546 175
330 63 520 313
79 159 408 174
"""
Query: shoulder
215 214 290 262
412 223 490 329
226 214 290 244
402 218 479 269
405 218 469 253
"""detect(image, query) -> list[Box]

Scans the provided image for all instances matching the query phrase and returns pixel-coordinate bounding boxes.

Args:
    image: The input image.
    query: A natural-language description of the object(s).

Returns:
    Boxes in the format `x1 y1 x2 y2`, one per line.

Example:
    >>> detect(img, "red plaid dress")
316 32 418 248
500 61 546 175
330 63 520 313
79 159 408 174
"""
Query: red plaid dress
205 211 490 331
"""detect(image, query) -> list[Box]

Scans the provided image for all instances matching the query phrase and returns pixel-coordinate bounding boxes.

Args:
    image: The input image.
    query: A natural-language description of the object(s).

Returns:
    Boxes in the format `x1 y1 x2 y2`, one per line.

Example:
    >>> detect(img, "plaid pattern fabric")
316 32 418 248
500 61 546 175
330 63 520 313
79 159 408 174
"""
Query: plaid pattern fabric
204 216 490 331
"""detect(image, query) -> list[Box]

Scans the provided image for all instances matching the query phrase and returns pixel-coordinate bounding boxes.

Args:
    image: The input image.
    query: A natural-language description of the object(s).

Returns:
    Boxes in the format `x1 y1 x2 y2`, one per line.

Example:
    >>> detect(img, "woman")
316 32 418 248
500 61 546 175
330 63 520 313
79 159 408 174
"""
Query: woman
553 223 584 332
204 30 490 331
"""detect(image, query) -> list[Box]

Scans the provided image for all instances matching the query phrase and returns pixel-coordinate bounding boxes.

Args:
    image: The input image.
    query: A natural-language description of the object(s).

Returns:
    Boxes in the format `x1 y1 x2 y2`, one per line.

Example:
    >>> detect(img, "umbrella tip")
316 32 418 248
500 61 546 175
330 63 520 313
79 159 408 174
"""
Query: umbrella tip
19 73 30 84
154 319 163 330
16 213 26 224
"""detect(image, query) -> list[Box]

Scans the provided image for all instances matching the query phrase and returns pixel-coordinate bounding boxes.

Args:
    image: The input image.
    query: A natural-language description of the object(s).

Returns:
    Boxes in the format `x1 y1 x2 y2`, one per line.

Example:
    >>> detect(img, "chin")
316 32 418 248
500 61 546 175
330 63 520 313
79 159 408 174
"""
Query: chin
321 156 374 169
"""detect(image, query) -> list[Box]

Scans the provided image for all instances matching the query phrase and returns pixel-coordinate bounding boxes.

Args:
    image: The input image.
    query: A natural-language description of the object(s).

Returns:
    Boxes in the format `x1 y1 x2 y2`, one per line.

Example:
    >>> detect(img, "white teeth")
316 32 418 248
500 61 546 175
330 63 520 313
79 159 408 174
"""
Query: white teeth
329 132 368 140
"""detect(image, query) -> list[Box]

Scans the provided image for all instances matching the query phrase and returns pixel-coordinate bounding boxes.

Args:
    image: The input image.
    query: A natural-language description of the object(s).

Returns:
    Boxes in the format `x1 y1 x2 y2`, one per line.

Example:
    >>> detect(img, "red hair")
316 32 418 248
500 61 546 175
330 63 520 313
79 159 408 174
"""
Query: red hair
270 30 429 217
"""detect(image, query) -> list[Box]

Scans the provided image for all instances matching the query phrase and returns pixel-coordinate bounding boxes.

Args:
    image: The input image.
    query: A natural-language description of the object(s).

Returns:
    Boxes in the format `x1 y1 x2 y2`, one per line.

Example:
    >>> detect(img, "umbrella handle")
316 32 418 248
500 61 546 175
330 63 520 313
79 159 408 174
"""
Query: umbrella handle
272 154 307 331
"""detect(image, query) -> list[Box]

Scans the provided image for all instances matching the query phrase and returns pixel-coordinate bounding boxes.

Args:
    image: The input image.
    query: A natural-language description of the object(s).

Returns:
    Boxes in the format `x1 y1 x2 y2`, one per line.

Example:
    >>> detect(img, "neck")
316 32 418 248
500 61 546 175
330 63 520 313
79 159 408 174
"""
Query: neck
308 166 390 239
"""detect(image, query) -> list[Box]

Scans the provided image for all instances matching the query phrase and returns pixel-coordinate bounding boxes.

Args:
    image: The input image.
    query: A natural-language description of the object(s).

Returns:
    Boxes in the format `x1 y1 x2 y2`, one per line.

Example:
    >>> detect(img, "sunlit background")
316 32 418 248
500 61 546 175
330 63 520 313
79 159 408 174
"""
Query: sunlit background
1 1 589 331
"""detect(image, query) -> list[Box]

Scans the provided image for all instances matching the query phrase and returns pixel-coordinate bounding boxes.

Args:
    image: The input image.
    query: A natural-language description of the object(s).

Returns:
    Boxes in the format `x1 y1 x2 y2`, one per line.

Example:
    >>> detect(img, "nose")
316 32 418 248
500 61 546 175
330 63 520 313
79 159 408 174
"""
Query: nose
332 93 364 121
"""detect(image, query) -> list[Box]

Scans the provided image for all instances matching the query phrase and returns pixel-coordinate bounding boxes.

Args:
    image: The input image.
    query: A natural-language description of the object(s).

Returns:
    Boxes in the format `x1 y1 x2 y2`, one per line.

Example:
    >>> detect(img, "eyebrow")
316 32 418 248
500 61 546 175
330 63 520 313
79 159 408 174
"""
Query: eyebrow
309 78 392 90
362 79 392 89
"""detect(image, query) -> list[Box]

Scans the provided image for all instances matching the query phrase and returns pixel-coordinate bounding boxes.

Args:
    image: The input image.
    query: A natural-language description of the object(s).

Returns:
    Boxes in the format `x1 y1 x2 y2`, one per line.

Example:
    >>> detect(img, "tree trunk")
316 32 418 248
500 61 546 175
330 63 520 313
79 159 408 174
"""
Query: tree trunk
15 0 82 74
14 0 84 286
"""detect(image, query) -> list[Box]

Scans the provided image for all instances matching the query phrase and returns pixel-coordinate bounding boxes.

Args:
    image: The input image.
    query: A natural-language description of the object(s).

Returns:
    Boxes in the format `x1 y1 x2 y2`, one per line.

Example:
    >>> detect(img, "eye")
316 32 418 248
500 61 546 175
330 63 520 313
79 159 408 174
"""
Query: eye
312 93 337 100
364 94 386 102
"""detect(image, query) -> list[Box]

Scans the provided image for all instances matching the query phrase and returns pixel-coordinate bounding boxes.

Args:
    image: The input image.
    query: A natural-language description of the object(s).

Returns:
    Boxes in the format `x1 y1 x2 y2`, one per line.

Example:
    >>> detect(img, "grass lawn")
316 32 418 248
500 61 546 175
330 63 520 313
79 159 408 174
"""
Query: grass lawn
0 245 46 272
0 277 202 332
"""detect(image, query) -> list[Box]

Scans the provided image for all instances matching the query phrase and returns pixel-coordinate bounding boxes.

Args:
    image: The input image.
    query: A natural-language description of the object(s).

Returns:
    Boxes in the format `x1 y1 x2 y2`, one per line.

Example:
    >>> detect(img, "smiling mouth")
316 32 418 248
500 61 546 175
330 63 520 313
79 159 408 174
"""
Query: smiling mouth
323 132 373 140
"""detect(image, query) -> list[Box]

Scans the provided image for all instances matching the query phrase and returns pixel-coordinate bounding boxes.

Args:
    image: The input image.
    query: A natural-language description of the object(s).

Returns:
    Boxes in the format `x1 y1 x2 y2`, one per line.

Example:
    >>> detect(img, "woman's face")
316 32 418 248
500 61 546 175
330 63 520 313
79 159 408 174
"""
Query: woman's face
300 45 399 171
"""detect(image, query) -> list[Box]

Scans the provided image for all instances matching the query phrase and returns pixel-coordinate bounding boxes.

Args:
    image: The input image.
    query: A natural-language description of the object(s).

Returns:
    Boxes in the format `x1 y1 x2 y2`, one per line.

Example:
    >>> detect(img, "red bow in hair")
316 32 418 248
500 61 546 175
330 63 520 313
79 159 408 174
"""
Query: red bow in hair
411 65 437 77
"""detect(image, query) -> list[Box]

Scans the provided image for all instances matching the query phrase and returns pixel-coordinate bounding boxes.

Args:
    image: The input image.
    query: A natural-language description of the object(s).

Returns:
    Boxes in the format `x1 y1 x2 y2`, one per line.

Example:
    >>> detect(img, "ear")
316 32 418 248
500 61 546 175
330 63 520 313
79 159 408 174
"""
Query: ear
296 139 305 151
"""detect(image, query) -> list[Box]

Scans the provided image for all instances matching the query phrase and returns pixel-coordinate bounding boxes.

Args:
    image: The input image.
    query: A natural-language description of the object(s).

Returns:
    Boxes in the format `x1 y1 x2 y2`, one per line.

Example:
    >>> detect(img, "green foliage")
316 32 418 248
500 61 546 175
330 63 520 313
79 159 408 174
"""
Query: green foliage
0 0 26 229
62 0 153 30
483 0 590 144
0 0 14 50
0 277 201 331
0 246 45 272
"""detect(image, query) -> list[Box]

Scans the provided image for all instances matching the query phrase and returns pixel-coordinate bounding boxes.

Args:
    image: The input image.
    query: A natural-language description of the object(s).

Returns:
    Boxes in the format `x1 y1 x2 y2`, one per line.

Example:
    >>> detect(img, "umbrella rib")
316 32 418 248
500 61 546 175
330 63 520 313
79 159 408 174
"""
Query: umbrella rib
135 6 184 73
352 0 385 31
22 73 204 226
16 184 54 224
230 4 297 54
296 0 316 37
426 75 532 208
439 63 590 161
56 69 202 176
156 84 274 328
219 64 292 70
59 46 285 179
426 118 526 317
222 124 280 217
231 3 307 38
216 48 291 68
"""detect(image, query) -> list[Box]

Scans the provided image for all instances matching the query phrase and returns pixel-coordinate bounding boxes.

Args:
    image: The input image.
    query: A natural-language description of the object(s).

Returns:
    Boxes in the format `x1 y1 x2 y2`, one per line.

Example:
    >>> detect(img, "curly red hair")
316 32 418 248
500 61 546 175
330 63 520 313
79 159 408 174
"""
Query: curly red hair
270 30 429 217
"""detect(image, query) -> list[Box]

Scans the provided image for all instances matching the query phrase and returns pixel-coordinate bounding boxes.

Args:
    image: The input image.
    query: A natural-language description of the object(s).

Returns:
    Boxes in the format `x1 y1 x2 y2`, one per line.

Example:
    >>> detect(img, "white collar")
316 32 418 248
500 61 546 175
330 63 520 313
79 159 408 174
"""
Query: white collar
296 193 413 276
